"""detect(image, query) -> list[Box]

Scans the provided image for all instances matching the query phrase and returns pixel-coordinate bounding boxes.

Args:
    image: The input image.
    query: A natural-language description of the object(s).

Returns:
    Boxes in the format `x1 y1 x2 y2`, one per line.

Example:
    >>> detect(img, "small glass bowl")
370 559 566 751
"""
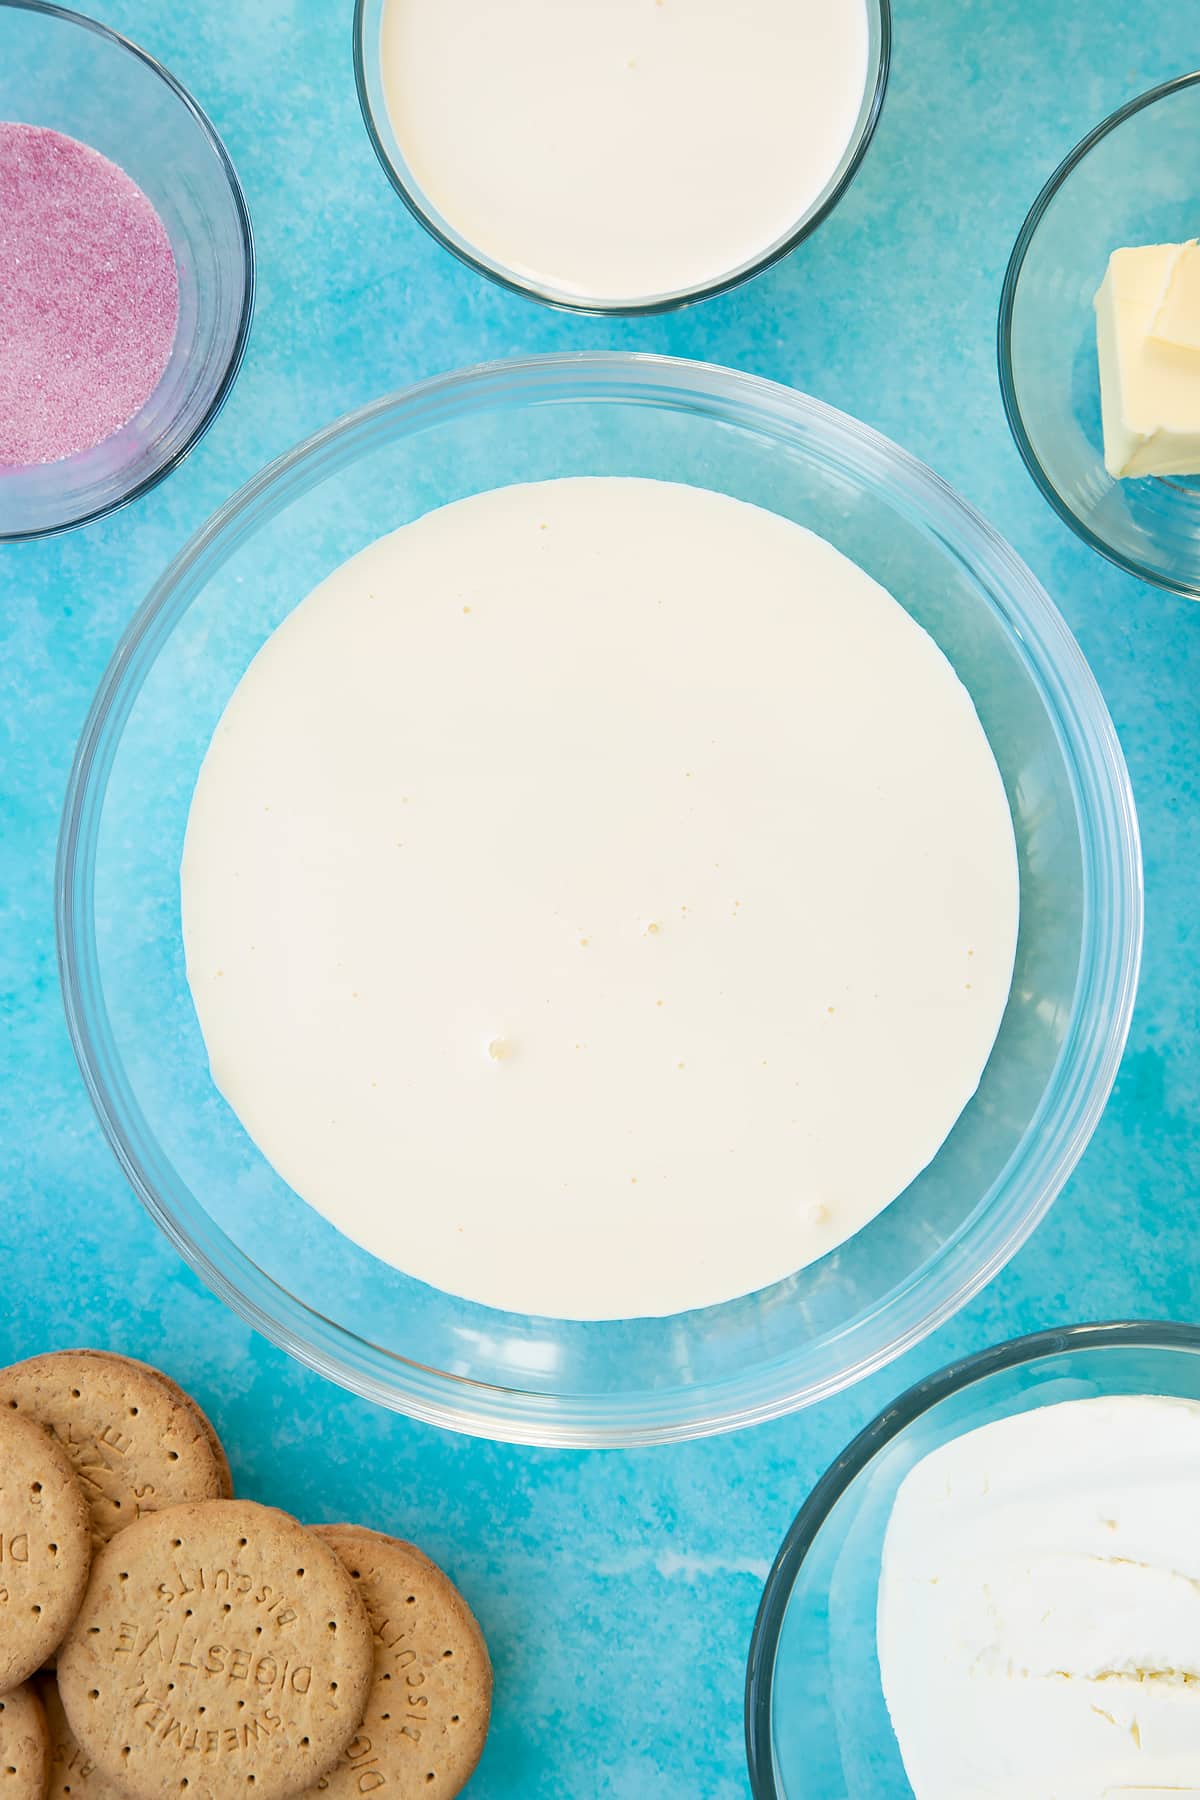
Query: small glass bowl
0 0 254 541
746 1321 1200 1798
999 72 1200 598
57 354 1141 1446
352 0 891 314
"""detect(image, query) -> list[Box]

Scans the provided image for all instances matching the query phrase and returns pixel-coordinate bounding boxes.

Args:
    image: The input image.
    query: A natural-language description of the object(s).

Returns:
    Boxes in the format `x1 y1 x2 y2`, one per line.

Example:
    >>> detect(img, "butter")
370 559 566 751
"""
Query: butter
1094 241 1200 478
1152 238 1200 352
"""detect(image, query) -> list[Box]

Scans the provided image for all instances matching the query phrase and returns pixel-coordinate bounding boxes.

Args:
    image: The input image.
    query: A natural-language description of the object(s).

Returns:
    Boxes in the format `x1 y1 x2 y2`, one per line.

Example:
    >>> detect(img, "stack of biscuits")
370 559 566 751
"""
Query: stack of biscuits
0 1351 491 1800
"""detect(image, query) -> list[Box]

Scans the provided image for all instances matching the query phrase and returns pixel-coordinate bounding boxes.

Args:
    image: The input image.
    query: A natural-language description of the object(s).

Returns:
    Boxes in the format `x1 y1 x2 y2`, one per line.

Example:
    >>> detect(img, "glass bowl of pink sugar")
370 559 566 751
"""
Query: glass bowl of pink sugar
0 1 253 539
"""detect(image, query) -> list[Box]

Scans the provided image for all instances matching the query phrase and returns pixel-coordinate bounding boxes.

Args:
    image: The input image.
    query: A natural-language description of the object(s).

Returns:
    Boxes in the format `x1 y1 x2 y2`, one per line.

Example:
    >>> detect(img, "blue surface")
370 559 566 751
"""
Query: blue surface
4 3 1200 1795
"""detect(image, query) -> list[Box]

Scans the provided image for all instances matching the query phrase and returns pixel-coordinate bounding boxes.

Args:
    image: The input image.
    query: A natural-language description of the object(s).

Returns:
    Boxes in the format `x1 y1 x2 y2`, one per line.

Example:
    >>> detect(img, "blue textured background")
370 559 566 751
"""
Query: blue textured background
4 4 1200 1794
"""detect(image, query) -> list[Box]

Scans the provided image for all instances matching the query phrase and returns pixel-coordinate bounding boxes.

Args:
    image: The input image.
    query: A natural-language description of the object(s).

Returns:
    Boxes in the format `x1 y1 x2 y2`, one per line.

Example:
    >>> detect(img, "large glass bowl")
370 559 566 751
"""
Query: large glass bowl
745 1321 1200 1797
0 0 254 541
352 0 891 315
999 72 1200 597
56 354 1142 1447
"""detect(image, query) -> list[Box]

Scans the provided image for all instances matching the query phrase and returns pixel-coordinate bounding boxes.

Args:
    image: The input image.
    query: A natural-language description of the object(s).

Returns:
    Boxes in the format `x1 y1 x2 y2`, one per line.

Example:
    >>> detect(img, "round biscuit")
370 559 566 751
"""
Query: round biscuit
306 1527 491 1800
57 1500 374 1800
0 1683 49 1800
0 1409 91 1690
0 1353 231 1550
63 1355 232 1506
41 1676 121 1800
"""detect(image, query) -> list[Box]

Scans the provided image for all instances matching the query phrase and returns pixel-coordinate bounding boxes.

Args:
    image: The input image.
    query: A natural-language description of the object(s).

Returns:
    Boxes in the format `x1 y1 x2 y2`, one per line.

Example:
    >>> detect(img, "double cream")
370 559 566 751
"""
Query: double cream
378 0 871 304
878 1395 1200 1798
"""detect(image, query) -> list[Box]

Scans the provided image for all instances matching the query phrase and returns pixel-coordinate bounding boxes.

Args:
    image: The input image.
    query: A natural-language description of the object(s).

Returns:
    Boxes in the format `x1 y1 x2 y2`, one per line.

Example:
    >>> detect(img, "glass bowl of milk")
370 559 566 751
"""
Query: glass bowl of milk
58 353 1141 1446
1000 71 1200 597
353 0 891 312
746 1320 1200 1798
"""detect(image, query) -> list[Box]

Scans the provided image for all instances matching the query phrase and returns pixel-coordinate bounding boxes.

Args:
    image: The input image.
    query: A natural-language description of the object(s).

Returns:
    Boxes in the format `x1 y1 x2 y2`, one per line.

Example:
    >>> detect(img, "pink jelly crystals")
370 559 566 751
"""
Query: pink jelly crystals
0 122 179 467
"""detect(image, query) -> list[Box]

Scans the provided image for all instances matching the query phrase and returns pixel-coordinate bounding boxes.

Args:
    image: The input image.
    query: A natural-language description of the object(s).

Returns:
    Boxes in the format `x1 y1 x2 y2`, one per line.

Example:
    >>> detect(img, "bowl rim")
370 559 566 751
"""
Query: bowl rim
0 0 255 544
350 0 892 316
997 68 1200 599
744 1317 1200 1799
57 352 1143 1447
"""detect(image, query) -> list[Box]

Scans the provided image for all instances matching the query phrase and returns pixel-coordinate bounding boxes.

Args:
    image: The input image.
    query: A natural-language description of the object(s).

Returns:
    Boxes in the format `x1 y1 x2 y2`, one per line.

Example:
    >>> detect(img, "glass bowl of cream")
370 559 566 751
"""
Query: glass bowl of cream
0 0 254 541
999 71 1200 598
58 354 1141 1446
353 0 891 312
746 1320 1200 1798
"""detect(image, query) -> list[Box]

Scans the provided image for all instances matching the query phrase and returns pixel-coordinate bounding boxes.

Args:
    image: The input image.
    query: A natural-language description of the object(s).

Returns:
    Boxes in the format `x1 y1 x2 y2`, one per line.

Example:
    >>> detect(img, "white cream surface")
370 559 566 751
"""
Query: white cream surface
377 0 871 303
878 1396 1200 1800
181 478 1017 1321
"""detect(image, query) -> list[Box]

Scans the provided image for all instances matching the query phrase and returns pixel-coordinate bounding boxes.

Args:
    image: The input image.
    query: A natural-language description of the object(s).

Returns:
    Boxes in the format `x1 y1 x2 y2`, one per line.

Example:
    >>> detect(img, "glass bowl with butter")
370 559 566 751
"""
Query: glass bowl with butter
746 1320 1200 1798
1000 71 1200 597
58 354 1141 1447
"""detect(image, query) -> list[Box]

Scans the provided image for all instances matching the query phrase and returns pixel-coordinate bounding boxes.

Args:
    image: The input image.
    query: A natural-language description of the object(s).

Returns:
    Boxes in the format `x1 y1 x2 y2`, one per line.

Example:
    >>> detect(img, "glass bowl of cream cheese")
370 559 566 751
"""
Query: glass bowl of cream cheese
746 1320 1200 1798
57 354 1141 1446
1000 71 1200 598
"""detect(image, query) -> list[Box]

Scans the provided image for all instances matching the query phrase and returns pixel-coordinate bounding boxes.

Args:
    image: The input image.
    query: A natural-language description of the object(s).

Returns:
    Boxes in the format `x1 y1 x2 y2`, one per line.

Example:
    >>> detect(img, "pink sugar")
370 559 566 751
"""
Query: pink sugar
0 122 179 467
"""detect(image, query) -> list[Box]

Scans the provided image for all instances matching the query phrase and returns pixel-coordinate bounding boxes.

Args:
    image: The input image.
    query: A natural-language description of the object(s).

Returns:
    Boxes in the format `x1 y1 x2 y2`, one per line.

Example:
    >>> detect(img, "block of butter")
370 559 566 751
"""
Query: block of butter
1094 239 1200 479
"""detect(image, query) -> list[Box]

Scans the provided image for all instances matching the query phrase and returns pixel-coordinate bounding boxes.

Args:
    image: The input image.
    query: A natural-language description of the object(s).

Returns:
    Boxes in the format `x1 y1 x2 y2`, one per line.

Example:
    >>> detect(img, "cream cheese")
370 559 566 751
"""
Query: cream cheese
181 477 1018 1322
878 1395 1200 1798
